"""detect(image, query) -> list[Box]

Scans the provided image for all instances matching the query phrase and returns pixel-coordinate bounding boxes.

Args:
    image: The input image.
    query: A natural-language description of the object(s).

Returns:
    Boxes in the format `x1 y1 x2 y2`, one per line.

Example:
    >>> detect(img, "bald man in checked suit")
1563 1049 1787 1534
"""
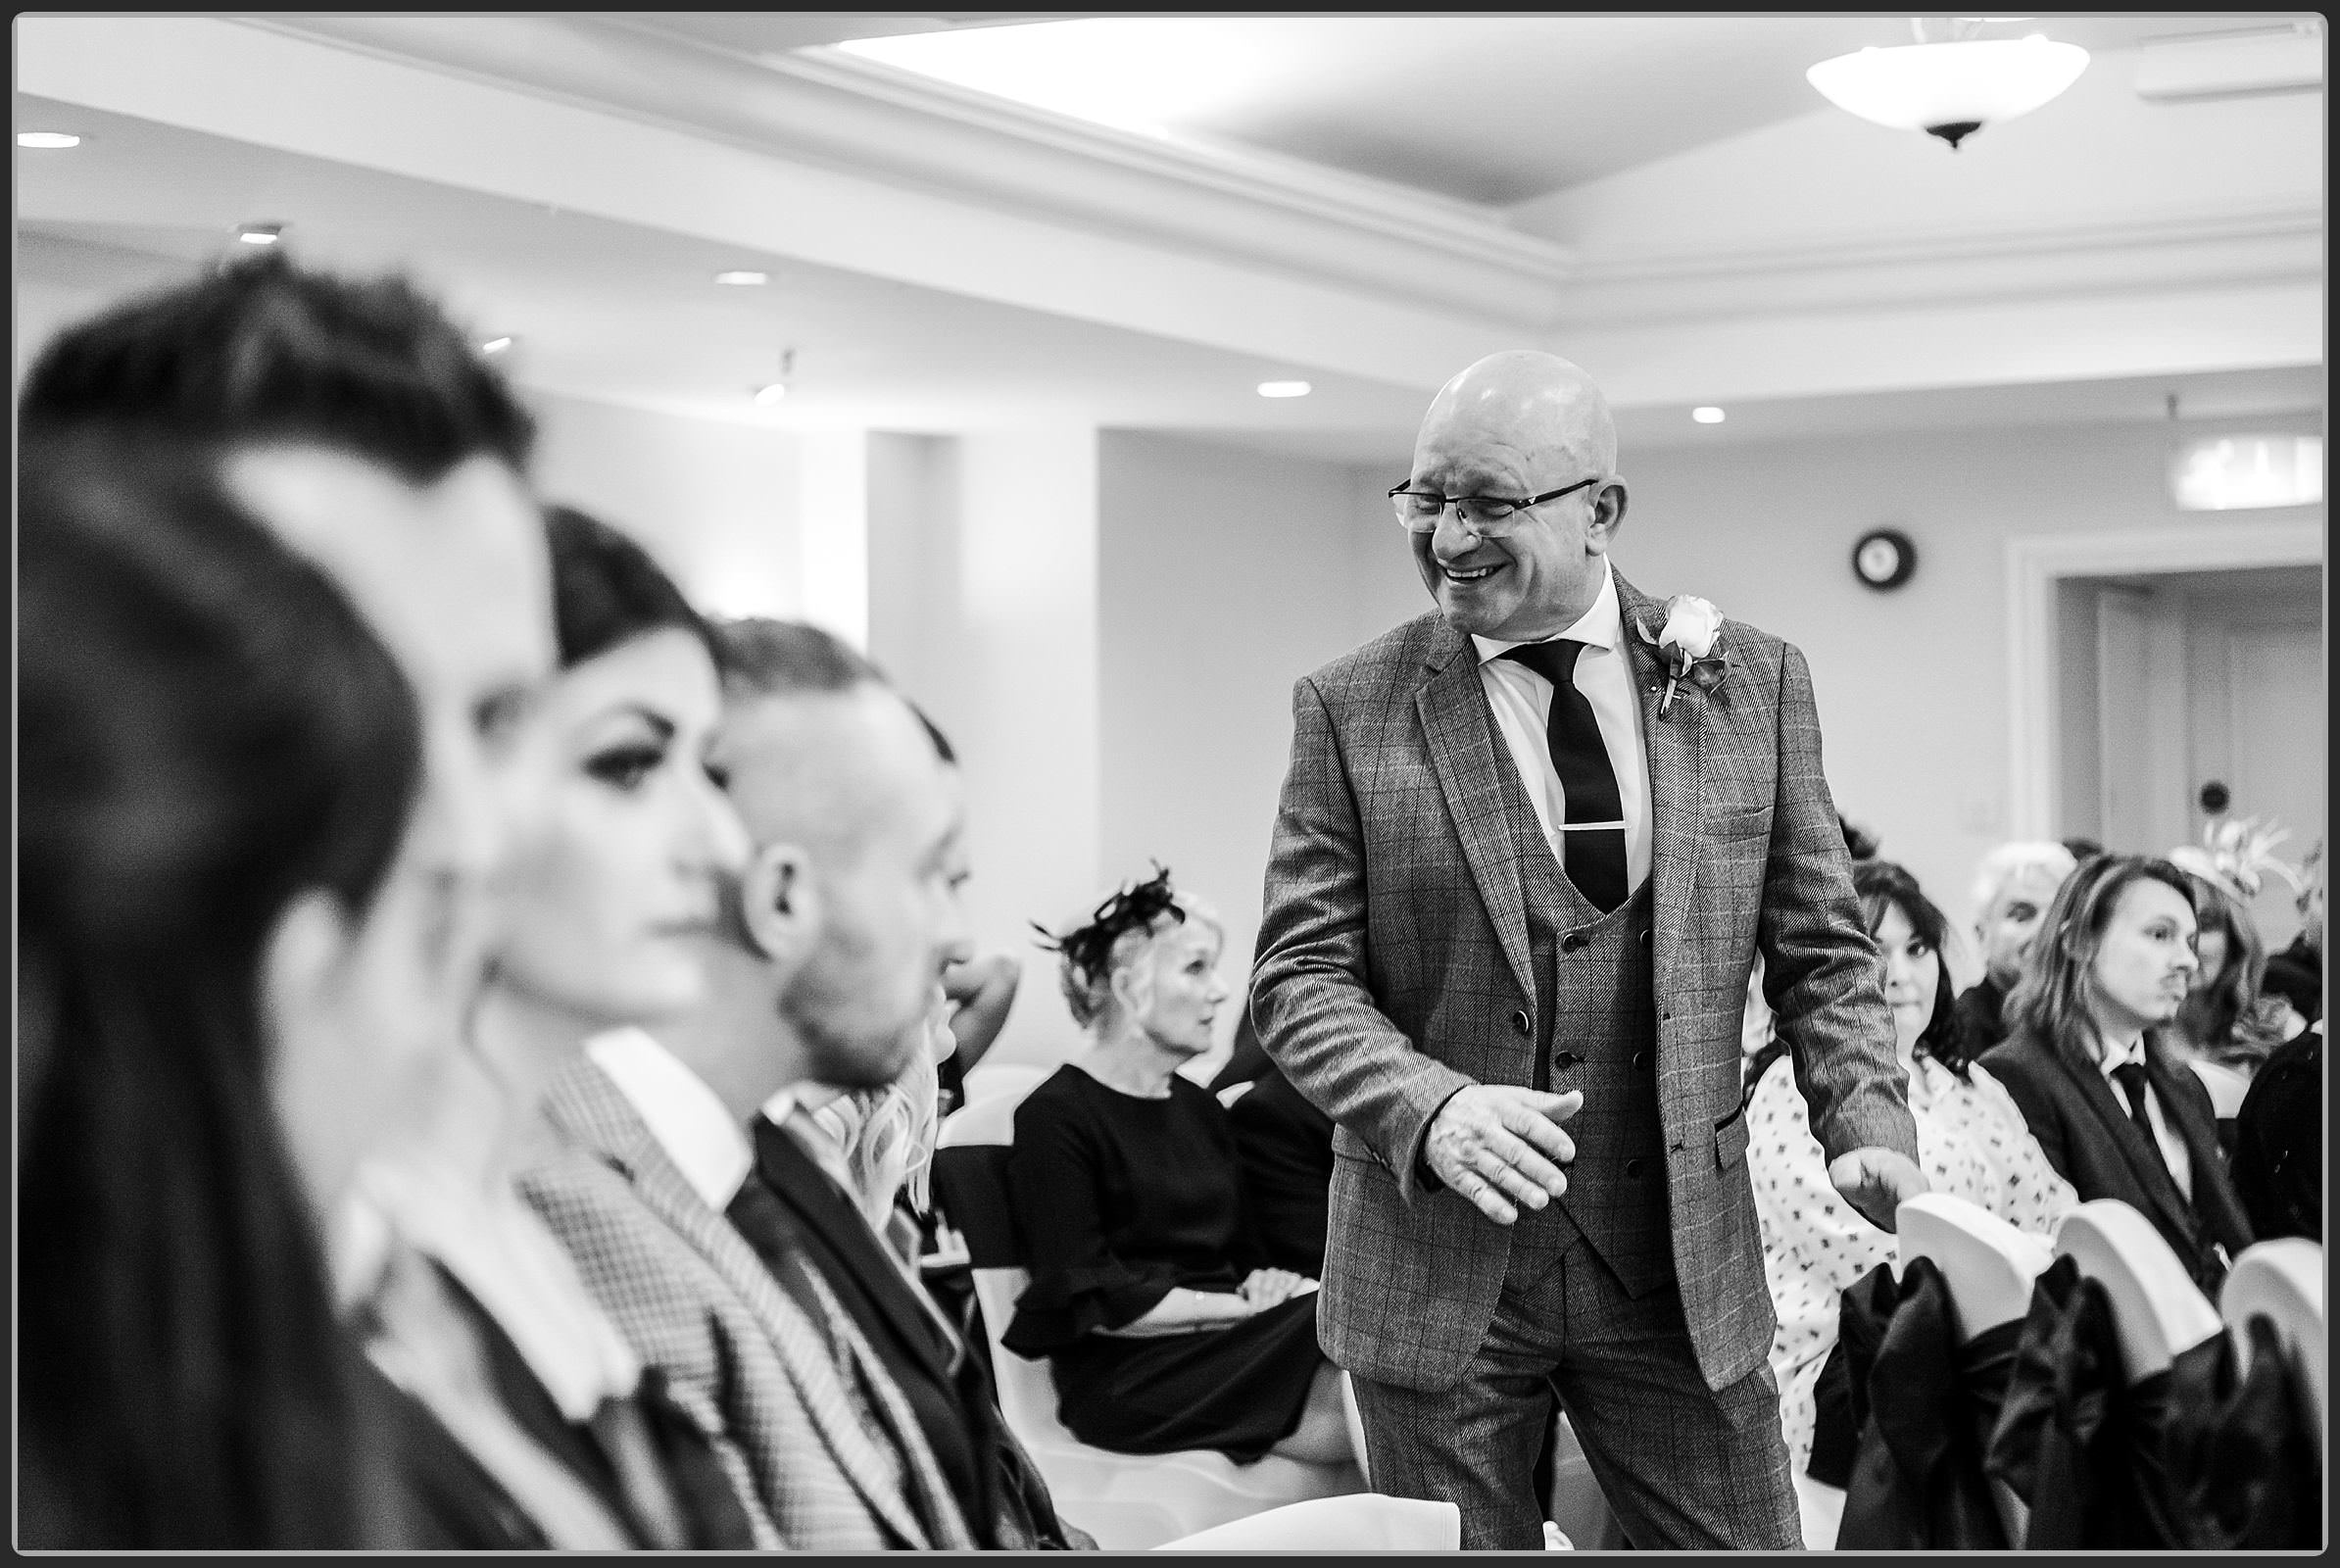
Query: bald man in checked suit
1251 351 1923 1549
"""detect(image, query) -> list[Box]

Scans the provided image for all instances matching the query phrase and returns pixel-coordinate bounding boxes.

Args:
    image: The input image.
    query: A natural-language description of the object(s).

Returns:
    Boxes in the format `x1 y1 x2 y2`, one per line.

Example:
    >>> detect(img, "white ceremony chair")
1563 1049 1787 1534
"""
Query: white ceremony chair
2219 1237 2325 1461
1895 1193 2056 1545
2185 1056 2253 1121
959 1060 1049 1106
2052 1200 2223 1383
932 1090 1363 1550
1153 1493 1461 1552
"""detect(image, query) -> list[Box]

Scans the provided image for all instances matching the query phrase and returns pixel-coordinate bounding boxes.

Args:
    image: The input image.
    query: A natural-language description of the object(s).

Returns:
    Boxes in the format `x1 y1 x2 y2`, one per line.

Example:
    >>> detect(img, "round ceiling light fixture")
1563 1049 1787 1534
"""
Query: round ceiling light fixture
1257 380 1312 399
18 130 82 149
1807 23 2088 150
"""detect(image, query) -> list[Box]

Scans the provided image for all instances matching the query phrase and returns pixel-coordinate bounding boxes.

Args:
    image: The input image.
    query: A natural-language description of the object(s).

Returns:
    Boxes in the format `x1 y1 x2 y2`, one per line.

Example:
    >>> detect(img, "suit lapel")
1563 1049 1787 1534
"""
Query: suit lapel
1414 626 1536 1004
547 1064 939 1550
2051 1048 2202 1246
751 1118 958 1386
1613 572 1701 970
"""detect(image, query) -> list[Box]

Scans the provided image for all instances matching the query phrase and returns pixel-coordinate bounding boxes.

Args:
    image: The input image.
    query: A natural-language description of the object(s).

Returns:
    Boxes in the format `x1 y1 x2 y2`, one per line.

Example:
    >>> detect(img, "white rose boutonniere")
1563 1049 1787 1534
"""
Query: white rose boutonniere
1633 594 1730 719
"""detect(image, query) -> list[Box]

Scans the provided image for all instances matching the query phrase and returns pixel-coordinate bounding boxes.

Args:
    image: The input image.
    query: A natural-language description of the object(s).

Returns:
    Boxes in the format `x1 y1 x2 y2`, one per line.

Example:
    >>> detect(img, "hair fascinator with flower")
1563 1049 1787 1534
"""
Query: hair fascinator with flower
2166 814 2305 904
1034 863 1188 1024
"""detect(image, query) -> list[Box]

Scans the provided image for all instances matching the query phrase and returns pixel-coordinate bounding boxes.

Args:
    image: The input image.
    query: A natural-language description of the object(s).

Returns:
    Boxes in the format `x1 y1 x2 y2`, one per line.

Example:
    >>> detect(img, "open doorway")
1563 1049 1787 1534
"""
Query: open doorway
2055 563 2322 949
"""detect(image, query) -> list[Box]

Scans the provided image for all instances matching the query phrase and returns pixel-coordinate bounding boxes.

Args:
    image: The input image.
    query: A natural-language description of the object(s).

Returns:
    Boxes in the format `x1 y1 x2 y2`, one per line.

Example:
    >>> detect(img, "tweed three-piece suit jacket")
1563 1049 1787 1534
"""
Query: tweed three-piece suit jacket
514 1058 976 1551
1251 568 1919 1396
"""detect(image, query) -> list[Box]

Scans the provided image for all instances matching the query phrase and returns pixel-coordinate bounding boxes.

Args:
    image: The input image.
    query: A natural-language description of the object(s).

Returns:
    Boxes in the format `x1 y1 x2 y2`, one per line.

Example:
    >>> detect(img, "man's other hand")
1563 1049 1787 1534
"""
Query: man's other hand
1827 1147 1929 1232
1424 1085 1583 1225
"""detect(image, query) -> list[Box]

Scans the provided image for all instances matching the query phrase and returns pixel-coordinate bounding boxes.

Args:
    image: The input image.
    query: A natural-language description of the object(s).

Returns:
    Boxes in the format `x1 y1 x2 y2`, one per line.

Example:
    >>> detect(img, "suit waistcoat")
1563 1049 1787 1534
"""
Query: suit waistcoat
1493 704 1675 1298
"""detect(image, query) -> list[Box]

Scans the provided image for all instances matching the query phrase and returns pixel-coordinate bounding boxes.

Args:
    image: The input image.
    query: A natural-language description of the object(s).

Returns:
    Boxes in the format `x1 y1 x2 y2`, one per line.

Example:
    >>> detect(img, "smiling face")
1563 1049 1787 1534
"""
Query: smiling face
1978 863 2067 988
1406 352 1625 643
1125 916 1229 1058
2087 877 2201 1038
489 627 749 1029
1872 903 1941 1062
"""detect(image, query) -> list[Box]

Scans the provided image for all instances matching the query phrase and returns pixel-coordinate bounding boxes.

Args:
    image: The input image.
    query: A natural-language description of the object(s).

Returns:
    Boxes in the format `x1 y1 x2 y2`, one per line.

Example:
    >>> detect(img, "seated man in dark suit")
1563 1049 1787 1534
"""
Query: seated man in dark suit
1979 855 2253 1290
682 618 1085 1550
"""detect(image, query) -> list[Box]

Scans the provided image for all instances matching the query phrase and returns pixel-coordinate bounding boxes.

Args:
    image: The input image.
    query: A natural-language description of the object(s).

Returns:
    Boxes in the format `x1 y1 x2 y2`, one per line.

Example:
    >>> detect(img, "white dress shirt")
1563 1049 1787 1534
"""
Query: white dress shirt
1471 557 1654 895
2095 1035 2193 1201
587 1027 755 1211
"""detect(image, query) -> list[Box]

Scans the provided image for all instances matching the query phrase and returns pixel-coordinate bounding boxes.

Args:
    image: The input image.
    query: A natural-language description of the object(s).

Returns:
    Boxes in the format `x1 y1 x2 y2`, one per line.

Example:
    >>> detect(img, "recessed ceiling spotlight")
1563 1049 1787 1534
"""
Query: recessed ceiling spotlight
481 336 514 356
715 270 770 286
1257 380 1312 399
1691 406 1727 424
17 131 81 149
236 222 283 246
753 382 789 406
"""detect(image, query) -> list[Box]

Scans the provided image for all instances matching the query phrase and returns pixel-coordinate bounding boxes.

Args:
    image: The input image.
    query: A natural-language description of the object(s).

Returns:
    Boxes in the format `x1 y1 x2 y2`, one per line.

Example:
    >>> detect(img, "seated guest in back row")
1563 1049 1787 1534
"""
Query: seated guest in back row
1007 868 1360 1467
1747 860 2075 1478
1979 855 2255 1291
1957 842 2078 1055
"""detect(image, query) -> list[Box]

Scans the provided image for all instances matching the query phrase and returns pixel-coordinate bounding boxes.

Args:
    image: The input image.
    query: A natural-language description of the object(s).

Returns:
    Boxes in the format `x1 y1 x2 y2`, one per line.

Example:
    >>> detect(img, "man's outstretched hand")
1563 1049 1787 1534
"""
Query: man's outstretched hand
1423 1085 1584 1225
1827 1147 1929 1233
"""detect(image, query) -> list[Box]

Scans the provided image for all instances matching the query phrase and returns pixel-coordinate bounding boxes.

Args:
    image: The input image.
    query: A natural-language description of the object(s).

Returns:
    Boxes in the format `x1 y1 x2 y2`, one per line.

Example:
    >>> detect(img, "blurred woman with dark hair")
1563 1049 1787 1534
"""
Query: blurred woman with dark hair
20 446 427 1547
1747 860 2073 1478
341 504 761 1548
1978 855 2255 1291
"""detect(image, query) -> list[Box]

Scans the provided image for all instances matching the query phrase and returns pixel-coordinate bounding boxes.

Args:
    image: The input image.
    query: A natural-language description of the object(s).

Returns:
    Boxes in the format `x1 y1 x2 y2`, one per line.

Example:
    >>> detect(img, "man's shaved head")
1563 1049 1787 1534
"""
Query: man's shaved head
1404 350 1629 641
1416 351 1618 485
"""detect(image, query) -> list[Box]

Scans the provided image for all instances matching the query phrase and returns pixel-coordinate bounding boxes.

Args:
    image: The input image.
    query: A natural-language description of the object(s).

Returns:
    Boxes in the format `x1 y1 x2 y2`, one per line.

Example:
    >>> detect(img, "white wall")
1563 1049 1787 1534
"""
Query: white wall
528 389 801 621
1567 411 2326 955
1095 433 1389 1070
867 428 1105 1069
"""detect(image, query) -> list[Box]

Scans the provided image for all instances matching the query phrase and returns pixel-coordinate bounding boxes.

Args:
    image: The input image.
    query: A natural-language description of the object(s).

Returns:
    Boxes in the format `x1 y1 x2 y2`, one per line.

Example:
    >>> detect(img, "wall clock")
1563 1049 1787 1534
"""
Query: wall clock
1852 528 1917 591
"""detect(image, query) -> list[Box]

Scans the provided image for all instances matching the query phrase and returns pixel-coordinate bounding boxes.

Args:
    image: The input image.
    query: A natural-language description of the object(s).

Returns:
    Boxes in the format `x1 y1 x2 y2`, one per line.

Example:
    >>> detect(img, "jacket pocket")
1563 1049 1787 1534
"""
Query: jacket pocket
1713 1102 1752 1171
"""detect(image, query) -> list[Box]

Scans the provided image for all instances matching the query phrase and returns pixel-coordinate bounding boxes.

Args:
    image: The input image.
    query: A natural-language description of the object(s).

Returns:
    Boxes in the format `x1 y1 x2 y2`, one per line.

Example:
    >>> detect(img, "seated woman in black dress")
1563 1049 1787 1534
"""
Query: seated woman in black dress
1003 867 1360 1465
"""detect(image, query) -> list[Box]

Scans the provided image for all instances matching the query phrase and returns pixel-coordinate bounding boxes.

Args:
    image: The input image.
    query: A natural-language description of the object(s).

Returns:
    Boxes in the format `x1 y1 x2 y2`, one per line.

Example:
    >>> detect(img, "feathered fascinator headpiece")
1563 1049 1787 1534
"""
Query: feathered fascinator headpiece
1032 862 1185 992
2167 814 2305 904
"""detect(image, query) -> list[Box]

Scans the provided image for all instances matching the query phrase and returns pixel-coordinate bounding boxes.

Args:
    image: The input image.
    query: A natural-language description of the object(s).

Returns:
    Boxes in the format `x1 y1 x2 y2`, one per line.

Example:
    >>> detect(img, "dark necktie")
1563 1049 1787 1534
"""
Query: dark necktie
1501 639 1628 912
2110 1062 2169 1175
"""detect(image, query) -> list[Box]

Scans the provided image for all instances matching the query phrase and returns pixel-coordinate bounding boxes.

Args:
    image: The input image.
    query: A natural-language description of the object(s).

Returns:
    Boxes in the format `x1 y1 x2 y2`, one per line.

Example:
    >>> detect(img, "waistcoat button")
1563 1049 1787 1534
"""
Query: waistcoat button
1553 1051 1583 1070
1624 1157 1646 1179
1638 929 1651 948
1632 1050 1651 1070
1513 1008 1533 1035
1561 931 1589 953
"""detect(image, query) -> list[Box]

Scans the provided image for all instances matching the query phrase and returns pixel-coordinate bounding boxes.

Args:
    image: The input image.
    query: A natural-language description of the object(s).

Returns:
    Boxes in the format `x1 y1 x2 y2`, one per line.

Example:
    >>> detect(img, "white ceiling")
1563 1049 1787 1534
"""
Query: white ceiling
12 100 1430 434
13 13 2323 461
798 14 2311 203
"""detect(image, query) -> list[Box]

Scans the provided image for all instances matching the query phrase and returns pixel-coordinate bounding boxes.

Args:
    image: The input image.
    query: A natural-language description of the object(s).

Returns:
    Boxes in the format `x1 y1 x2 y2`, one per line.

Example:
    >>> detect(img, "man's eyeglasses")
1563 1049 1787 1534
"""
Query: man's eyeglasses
1388 476 1600 535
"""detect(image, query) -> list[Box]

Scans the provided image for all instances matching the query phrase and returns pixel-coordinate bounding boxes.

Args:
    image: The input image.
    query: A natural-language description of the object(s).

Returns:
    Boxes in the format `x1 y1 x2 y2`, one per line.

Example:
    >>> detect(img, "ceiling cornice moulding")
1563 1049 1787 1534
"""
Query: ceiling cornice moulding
243 14 1576 328
1552 202 2323 325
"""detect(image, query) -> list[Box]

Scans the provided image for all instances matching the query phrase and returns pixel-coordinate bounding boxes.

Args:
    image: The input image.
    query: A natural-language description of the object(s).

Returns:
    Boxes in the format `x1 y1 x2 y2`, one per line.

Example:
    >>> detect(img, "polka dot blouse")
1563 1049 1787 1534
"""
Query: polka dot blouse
1748 1052 2077 1476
